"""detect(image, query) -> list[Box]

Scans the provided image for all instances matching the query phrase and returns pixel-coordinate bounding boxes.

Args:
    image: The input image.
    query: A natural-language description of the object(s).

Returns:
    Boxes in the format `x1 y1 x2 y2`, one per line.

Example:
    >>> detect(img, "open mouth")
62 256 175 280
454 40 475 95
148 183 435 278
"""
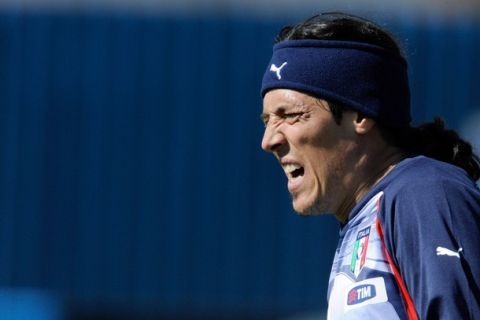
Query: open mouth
283 163 305 179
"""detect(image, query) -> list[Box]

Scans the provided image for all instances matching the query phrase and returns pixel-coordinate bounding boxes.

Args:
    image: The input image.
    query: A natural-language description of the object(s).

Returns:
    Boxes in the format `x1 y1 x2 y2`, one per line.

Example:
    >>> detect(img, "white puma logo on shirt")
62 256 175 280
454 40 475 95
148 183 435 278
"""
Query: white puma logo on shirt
436 246 463 258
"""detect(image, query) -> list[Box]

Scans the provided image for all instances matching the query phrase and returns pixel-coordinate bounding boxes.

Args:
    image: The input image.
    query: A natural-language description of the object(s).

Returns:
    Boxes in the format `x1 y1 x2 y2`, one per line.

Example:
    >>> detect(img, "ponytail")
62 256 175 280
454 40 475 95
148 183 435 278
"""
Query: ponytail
381 118 480 181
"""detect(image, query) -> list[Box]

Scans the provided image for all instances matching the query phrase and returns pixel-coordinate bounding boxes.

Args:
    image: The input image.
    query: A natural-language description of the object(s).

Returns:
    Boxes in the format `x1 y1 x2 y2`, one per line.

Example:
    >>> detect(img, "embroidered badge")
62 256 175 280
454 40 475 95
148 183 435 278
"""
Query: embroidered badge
350 226 371 277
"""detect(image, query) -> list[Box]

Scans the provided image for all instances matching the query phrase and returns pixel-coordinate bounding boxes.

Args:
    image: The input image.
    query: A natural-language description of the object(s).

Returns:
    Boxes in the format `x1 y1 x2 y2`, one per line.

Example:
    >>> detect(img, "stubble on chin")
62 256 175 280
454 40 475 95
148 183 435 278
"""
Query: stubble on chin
291 194 327 216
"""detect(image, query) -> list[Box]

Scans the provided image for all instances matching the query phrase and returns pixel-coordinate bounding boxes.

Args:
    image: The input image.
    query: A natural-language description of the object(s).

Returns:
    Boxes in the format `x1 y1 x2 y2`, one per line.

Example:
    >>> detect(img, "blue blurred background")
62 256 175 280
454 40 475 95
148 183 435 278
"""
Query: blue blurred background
0 0 479 319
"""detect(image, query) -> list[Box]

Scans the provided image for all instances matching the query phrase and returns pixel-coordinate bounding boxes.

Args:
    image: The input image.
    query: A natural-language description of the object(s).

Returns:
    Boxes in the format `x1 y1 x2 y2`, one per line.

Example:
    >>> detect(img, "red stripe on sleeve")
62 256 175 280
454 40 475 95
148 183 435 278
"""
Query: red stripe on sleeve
376 217 418 320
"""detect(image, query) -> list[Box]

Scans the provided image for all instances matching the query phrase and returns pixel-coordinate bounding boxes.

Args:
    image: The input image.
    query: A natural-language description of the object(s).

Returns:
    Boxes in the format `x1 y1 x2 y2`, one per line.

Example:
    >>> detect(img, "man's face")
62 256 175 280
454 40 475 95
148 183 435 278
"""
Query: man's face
261 89 357 215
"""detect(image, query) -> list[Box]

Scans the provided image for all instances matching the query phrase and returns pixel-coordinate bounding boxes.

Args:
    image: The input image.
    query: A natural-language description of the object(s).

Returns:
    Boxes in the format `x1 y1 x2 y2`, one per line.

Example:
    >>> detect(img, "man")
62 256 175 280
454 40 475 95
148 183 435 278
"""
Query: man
260 13 480 319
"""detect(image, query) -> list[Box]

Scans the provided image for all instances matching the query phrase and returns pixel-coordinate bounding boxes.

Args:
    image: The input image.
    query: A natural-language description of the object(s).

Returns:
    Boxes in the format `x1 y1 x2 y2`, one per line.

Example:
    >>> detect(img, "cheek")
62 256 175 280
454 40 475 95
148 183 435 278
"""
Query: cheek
304 144 347 192
302 124 341 150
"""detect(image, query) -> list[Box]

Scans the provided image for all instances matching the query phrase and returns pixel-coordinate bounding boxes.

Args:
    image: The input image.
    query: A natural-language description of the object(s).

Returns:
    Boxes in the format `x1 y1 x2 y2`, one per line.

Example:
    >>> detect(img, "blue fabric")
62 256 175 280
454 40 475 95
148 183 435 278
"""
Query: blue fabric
327 191 409 319
261 40 411 127
344 156 480 319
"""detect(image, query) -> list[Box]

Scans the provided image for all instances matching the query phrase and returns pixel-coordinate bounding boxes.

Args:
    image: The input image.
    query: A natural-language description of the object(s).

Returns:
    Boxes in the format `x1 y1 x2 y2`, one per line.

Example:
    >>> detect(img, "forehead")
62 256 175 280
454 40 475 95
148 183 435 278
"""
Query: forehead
262 89 326 113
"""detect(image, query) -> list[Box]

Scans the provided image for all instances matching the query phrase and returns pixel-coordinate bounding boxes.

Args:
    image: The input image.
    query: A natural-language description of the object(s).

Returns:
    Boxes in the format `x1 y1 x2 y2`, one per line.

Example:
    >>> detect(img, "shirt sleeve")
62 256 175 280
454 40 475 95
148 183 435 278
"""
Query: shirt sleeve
379 175 480 319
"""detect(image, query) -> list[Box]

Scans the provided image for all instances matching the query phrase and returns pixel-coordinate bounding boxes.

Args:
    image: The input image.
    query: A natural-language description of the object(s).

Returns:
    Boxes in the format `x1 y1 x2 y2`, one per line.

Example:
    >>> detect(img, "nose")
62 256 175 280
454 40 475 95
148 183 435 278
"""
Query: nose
261 125 286 153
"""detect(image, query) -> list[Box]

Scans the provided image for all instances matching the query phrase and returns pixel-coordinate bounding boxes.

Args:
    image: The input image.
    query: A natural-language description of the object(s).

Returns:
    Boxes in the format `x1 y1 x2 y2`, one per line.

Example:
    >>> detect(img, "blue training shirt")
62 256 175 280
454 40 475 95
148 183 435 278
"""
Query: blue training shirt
327 156 480 319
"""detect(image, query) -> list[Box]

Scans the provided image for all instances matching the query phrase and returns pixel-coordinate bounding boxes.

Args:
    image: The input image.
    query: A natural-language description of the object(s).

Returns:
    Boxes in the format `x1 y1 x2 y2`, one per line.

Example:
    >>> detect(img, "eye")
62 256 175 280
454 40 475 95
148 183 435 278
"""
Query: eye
261 111 304 127
260 114 270 127
284 112 303 118
283 112 304 123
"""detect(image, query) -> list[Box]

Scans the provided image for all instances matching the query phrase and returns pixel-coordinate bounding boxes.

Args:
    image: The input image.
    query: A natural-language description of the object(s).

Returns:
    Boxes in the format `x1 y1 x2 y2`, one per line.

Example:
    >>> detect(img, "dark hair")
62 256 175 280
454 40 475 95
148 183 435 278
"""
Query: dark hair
275 12 403 55
275 12 480 181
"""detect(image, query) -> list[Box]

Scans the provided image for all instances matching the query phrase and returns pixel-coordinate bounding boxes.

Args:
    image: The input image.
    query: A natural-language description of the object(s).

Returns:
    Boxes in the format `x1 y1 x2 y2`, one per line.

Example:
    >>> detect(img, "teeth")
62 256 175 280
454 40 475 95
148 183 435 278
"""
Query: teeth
283 163 302 174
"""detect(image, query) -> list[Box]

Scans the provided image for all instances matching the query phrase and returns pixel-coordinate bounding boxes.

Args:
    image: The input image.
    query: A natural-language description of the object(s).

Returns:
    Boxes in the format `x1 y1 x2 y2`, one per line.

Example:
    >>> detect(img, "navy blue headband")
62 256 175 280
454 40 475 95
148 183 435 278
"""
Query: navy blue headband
261 40 411 127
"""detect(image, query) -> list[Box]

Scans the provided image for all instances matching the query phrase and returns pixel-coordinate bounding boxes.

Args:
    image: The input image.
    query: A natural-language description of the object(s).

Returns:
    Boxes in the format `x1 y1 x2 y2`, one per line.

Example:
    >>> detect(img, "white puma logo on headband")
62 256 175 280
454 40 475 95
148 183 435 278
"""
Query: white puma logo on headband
270 62 288 80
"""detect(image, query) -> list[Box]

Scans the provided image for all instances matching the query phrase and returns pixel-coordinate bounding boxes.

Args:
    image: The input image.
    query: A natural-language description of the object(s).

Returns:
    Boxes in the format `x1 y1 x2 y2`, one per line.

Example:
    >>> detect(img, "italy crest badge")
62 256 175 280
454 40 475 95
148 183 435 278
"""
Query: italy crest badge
350 226 371 277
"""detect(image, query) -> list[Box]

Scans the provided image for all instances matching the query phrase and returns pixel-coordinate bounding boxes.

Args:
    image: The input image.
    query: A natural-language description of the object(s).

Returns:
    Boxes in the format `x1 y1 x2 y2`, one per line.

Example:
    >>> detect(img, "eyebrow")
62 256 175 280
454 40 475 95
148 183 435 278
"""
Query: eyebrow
260 106 287 118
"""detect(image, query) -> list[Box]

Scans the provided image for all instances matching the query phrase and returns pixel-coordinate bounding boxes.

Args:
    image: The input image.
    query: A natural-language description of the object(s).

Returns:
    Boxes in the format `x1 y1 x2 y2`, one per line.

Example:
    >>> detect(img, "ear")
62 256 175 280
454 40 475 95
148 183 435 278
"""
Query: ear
353 113 376 135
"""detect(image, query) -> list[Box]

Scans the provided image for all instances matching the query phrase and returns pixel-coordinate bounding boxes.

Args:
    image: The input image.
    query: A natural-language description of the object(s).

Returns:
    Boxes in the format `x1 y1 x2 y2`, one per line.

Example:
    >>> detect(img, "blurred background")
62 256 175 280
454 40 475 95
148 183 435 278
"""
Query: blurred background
0 0 479 319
